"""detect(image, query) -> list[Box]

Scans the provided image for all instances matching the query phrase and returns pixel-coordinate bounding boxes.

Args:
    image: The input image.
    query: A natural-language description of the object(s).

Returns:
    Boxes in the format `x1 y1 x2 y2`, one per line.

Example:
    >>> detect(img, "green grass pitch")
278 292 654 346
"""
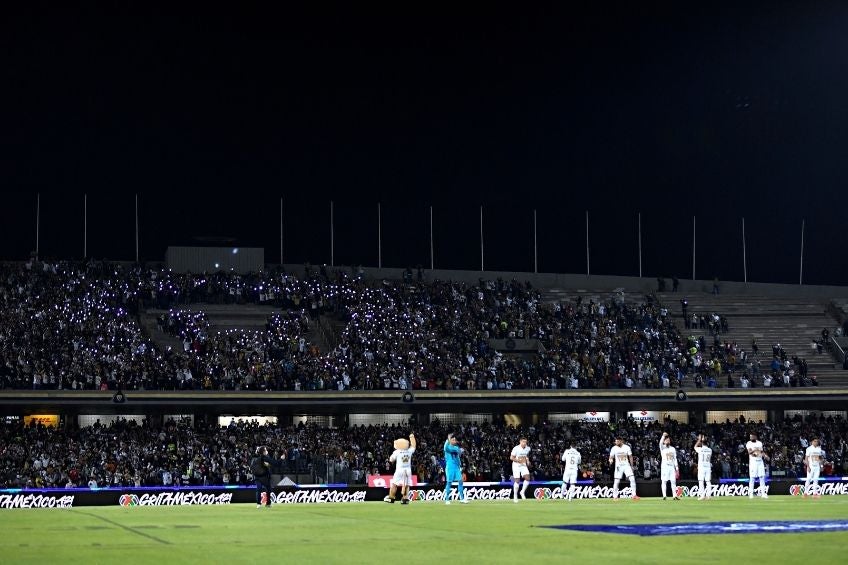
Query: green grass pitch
3 497 848 564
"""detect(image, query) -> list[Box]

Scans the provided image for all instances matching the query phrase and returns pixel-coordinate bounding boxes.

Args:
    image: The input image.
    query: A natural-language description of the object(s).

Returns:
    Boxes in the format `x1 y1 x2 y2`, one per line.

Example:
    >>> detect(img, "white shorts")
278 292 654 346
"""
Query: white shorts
807 466 821 481
614 465 634 480
749 460 765 478
661 466 676 482
697 466 712 482
562 469 578 484
512 463 530 479
391 468 413 487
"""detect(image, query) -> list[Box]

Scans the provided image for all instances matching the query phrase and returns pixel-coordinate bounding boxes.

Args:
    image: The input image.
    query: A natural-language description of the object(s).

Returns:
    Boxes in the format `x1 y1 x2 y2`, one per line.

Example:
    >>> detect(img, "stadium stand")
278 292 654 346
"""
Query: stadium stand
657 293 845 386
3 414 846 489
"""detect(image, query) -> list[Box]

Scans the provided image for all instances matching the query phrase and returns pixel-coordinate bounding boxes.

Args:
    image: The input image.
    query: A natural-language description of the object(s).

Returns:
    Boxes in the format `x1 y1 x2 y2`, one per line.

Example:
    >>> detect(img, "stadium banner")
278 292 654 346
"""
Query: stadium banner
626 411 660 422
4 479 848 508
22 414 59 428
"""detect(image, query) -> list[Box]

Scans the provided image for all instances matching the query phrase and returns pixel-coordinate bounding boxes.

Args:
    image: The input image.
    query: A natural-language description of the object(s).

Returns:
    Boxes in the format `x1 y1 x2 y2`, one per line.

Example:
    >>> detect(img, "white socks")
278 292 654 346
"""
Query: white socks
613 478 620 499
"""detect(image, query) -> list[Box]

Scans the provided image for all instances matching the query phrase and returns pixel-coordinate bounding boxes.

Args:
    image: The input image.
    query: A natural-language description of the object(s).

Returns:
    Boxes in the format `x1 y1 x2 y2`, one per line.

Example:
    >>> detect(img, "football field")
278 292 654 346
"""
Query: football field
4 497 848 564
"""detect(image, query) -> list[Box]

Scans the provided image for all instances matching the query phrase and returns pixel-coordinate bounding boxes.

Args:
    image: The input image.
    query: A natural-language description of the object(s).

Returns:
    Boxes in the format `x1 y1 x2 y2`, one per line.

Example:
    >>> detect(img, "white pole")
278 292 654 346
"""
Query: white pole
638 212 642 278
799 219 805 285
692 216 696 280
533 209 538 274
84 193 87 259
377 202 382 269
585 210 590 277
480 205 484 272
280 196 285 268
429 206 434 271
330 200 334 267
742 217 747 285
135 194 139 263
36 193 40 260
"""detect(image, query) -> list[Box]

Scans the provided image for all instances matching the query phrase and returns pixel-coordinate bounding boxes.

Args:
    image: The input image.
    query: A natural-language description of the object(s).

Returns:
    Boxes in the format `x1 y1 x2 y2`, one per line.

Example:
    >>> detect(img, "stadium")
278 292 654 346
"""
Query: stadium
4 3 848 564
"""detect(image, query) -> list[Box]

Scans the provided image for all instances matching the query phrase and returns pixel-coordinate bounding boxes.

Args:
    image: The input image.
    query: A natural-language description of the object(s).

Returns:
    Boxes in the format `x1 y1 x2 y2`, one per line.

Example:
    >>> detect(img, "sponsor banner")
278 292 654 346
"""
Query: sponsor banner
0 493 75 509
627 411 659 422
534 486 635 500
23 414 59 428
367 475 419 488
677 484 768 498
788 482 848 496
407 487 514 502
271 489 368 504
7 480 848 508
118 492 233 506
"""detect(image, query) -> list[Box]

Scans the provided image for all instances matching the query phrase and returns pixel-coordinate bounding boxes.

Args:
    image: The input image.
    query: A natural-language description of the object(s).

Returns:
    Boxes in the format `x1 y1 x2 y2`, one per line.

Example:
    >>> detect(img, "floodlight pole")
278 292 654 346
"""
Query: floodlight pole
585 210 590 277
799 219 805 285
135 194 139 263
533 209 538 274
638 212 642 278
84 193 87 259
480 205 484 272
742 217 748 285
692 216 696 280
429 205 434 271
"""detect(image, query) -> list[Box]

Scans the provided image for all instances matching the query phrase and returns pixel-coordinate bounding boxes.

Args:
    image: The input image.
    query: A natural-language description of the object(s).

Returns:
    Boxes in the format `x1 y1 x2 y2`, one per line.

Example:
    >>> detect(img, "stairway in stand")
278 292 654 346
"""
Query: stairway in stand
656 292 845 386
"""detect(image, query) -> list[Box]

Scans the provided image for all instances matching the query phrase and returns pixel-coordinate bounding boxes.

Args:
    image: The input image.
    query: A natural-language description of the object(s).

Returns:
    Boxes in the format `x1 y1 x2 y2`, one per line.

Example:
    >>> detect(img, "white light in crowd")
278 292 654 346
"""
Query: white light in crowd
232 248 239 254
214 263 220 269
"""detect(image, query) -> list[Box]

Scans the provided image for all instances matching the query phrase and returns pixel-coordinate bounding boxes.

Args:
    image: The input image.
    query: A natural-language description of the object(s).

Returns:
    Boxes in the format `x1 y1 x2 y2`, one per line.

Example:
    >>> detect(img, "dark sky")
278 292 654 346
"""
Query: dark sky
2 2 848 285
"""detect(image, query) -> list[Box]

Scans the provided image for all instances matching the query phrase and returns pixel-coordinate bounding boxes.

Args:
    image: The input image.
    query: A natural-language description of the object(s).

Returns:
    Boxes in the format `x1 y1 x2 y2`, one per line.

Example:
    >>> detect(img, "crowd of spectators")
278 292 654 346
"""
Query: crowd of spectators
2 413 845 489
0 260 688 392
0 259 839 392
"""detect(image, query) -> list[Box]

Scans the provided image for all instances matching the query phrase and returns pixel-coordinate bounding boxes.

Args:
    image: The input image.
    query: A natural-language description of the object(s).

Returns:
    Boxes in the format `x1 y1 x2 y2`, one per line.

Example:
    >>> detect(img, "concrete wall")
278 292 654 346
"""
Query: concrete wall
279 264 848 300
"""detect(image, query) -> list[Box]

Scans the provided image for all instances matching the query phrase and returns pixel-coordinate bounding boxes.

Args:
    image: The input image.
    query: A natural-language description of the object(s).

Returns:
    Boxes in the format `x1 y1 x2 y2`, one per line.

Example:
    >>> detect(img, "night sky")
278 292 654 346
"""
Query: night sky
3 2 847 285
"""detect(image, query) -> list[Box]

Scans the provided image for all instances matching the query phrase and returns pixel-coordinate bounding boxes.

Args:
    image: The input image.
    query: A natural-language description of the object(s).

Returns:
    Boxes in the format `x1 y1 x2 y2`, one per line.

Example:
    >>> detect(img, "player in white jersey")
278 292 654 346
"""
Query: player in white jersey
658 432 680 500
745 432 769 499
608 436 639 500
510 437 532 502
804 438 823 498
385 433 416 504
560 441 582 501
693 434 713 500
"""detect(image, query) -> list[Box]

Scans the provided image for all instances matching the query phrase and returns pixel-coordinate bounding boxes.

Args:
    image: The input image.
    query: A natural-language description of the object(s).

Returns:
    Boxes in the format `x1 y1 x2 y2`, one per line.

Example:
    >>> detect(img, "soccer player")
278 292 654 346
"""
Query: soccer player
384 433 416 505
746 432 770 499
693 434 713 500
659 432 680 500
443 433 467 504
560 441 582 501
804 438 823 498
608 436 639 500
510 437 532 502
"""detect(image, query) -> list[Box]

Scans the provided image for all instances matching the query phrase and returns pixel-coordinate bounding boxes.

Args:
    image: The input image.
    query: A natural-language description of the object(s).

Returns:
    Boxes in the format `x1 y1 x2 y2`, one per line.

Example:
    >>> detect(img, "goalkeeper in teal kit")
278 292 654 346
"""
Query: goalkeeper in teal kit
443 433 468 504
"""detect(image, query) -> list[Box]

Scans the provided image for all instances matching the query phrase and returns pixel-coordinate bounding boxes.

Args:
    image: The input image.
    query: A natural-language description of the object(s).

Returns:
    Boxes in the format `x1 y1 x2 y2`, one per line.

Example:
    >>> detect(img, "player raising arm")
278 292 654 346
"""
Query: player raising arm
658 432 680 500
560 441 582 501
608 436 639 500
385 433 417 505
693 434 713 500
443 433 467 504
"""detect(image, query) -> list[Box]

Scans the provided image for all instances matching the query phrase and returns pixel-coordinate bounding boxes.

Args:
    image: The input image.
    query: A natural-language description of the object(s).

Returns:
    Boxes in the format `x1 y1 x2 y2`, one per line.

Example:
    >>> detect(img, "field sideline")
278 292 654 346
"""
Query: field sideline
4 497 848 564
